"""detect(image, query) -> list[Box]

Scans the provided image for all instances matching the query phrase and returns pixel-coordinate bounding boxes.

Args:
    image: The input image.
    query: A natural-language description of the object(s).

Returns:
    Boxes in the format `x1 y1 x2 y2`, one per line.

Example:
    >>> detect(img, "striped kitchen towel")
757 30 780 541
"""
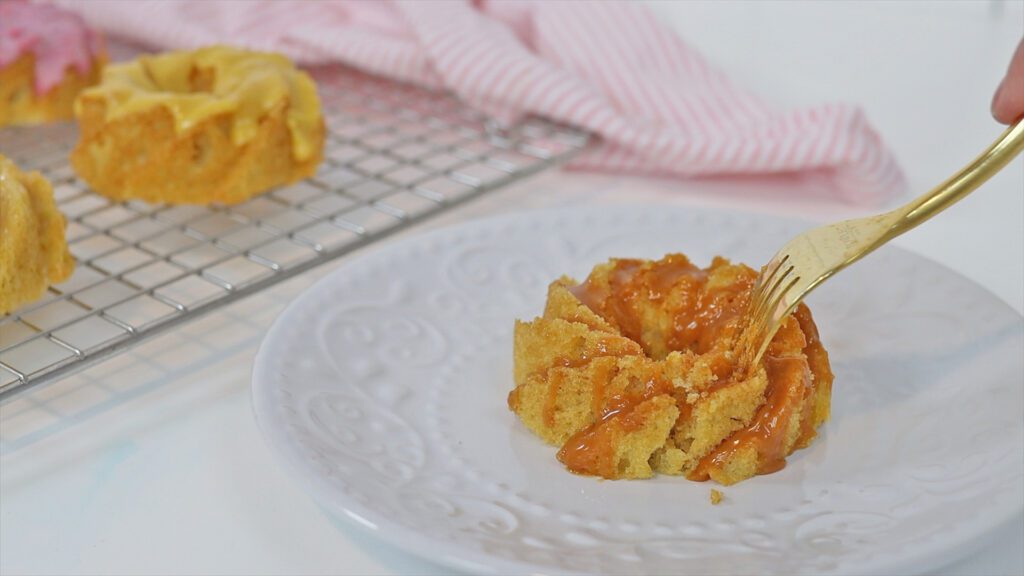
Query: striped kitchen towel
59 0 905 204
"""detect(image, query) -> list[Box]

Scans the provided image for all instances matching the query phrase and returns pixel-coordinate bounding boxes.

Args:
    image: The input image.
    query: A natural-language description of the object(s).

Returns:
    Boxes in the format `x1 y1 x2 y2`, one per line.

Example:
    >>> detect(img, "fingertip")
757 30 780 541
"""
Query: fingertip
991 80 1006 122
992 78 1024 124
993 39 1024 124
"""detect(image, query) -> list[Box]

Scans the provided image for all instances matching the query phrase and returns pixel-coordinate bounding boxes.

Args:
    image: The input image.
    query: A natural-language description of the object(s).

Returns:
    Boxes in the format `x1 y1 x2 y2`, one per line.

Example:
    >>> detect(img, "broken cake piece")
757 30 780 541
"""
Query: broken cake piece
508 254 833 485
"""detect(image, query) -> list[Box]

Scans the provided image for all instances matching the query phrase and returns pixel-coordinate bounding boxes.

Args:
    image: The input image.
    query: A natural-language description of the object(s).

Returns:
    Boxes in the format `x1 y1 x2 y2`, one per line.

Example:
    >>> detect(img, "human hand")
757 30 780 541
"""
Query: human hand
992 39 1024 124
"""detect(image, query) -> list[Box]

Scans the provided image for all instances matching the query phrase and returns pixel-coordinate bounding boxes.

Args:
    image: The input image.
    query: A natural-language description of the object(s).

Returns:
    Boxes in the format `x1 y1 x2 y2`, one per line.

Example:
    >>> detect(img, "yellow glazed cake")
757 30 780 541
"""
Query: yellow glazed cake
0 154 75 315
0 2 105 126
71 46 325 205
508 254 833 485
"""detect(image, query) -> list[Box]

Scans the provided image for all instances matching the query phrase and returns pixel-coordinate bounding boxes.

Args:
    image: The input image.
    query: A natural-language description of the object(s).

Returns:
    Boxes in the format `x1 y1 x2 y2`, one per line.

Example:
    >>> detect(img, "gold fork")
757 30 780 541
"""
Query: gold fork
742 119 1024 367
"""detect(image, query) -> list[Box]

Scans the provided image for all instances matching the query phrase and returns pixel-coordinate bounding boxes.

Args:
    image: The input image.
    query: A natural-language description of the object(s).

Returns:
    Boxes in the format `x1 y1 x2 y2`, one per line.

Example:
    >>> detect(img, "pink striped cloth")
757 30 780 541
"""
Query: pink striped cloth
57 0 904 204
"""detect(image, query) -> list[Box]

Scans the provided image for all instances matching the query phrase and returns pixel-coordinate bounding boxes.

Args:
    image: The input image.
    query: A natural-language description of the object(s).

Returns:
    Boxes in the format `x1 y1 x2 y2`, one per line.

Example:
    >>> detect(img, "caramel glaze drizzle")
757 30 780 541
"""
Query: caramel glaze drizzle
556 373 677 478
541 338 642 427
689 304 829 481
554 256 831 479
688 352 809 479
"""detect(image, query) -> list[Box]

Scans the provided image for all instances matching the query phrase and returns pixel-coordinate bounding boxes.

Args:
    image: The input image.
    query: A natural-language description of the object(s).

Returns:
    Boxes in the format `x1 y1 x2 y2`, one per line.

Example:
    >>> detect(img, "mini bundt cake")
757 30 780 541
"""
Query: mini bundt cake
71 46 325 205
0 1 105 126
0 154 75 315
509 254 834 485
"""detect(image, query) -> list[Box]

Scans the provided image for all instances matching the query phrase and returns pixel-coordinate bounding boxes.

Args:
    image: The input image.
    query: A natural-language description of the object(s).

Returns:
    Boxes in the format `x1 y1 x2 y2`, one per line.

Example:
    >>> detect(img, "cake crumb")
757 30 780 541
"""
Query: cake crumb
710 489 723 505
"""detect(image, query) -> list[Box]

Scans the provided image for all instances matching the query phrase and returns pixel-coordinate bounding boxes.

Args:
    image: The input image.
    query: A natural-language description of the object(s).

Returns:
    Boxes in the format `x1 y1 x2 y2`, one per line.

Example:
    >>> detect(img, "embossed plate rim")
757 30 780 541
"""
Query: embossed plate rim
252 204 1024 576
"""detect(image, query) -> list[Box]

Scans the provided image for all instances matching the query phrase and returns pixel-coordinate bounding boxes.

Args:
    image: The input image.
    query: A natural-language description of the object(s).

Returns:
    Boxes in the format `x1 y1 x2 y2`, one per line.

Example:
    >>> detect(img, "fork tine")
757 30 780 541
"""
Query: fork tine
737 262 793 368
749 255 789 321
750 271 801 363
769 269 799 318
753 254 788 297
748 269 777 323
750 264 793 326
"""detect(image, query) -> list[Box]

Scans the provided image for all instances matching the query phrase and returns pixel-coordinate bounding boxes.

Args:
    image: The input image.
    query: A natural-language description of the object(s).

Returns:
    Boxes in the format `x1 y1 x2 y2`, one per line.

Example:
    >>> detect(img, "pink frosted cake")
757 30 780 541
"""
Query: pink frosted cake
0 1 105 126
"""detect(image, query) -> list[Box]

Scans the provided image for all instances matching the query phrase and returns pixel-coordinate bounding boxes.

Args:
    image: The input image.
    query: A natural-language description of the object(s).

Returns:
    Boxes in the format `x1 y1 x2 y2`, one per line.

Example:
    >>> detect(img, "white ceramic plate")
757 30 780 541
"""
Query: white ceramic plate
252 205 1024 576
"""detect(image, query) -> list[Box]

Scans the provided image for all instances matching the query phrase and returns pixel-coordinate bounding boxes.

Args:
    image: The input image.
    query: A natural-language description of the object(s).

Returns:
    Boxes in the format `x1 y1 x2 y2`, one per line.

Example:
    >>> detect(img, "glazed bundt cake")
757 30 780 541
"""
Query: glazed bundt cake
71 46 325 205
0 1 105 126
509 254 833 485
0 154 75 315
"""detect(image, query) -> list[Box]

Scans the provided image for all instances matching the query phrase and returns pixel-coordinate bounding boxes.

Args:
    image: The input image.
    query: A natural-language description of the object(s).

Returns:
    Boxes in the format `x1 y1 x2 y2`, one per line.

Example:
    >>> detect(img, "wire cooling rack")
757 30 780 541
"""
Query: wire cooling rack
0 66 588 399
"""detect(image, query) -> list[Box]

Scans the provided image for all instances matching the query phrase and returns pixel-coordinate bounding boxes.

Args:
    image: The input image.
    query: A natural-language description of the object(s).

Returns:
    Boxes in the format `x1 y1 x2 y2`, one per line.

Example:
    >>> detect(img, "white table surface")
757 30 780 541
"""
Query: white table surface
2 2 1022 575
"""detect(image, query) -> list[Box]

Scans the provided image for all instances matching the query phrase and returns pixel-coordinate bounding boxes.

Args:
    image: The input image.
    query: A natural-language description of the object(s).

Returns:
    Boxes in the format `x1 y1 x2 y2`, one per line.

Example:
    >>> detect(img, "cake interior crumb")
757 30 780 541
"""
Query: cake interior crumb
710 489 723 505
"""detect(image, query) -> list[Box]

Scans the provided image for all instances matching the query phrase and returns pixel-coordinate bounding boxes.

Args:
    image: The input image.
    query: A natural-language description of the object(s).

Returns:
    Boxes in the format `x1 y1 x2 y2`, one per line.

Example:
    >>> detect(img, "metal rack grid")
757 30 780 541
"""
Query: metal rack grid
0 66 588 400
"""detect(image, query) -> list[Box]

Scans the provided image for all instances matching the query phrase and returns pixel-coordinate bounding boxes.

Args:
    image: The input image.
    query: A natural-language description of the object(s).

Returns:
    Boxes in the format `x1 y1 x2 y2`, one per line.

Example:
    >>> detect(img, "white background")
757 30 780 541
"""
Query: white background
2 2 1022 575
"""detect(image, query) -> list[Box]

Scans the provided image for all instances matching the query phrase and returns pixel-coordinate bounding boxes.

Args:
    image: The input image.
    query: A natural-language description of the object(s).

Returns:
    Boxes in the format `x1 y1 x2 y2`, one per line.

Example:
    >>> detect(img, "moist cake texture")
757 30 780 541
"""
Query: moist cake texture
0 154 74 314
71 46 324 205
508 254 833 485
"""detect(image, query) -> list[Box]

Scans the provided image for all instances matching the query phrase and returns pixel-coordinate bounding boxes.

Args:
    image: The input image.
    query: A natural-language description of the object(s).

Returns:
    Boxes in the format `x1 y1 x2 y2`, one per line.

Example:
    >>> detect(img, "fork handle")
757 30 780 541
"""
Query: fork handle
892 120 1024 235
